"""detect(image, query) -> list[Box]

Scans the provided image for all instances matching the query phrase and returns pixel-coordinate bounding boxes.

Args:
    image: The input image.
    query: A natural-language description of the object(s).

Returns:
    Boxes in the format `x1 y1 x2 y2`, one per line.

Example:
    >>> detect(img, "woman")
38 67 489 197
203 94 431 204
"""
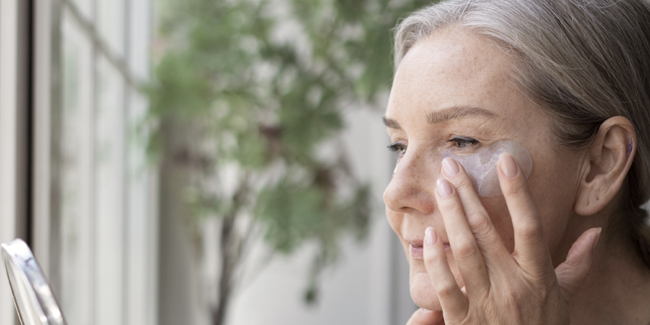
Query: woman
383 0 650 324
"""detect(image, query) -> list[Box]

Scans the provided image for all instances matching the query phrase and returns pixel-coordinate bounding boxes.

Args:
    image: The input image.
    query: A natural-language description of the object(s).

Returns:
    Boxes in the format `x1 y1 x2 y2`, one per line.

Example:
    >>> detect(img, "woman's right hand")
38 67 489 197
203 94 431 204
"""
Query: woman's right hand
405 154 600 325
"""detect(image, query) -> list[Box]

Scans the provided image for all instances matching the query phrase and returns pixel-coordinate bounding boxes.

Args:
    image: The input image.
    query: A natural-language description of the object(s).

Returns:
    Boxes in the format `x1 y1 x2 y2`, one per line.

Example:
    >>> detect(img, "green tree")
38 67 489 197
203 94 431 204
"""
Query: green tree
147 0 433 323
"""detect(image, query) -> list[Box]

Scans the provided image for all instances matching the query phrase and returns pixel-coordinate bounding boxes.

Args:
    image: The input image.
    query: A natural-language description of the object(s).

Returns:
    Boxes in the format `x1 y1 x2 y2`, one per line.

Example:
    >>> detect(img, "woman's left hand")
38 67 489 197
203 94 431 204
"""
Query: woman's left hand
406 308 444 325
420 153 601 324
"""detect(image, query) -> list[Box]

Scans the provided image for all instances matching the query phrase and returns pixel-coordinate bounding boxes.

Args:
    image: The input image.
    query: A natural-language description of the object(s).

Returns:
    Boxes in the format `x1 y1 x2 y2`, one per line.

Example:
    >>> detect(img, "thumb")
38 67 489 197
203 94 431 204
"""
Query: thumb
406 308 444 325
554 227 602 301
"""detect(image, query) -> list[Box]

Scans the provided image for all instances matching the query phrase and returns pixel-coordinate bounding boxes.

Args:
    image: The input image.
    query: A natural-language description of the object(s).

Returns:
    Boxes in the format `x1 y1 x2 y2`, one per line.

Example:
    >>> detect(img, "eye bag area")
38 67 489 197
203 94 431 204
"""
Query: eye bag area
442 140 532 197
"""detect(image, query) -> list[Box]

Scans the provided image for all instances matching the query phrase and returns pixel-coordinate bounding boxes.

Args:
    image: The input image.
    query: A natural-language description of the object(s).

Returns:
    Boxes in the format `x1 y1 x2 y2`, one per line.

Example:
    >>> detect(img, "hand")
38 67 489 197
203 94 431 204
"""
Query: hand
409 153 601 324
406 308 444 325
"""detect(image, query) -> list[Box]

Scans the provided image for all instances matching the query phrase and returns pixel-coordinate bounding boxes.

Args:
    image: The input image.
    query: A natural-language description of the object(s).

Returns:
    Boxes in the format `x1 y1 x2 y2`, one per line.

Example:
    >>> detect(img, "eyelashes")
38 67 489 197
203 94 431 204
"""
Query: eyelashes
449 136 479 148
387 143 407 158
387 137 480 158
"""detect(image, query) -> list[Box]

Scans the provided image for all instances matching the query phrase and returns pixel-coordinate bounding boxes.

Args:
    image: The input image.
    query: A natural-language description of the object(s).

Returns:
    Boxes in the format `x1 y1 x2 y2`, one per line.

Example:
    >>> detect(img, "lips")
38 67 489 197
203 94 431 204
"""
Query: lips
406 239 423 259
407 238 451 260
409 243 424 259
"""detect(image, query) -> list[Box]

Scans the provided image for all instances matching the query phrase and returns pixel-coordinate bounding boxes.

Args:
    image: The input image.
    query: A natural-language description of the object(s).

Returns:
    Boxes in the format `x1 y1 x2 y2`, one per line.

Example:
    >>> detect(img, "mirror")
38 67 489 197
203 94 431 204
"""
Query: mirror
1 238 67 325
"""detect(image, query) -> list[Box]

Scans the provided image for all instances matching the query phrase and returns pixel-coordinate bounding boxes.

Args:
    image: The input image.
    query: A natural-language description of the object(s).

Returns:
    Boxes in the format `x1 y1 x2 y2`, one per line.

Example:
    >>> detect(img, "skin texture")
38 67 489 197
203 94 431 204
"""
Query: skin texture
384 26 650 324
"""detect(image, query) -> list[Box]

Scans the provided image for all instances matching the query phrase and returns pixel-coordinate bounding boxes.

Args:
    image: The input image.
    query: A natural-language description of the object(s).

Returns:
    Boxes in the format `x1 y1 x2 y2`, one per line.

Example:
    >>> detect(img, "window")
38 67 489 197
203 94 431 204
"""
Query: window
31 1 157 324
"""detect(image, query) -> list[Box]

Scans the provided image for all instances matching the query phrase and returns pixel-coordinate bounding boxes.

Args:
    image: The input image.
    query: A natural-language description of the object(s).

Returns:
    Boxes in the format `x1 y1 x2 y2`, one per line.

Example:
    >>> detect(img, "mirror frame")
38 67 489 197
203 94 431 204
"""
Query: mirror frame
1 238 67 325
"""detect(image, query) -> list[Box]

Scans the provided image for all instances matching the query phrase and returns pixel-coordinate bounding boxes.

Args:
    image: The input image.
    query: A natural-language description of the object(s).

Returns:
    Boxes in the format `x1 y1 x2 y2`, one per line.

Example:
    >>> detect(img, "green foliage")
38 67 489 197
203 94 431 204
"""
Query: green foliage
256 179 370 254
148 0 435 307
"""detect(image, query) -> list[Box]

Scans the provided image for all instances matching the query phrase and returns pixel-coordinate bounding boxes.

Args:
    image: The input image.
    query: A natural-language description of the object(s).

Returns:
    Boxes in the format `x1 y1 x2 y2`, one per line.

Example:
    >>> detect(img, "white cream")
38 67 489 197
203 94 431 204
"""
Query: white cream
442 140 532 197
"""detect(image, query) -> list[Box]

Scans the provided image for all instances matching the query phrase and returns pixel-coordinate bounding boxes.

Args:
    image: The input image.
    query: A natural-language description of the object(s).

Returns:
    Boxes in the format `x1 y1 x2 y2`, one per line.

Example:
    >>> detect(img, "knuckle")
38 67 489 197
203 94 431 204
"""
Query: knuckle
534 283 550 299
467 211 491 237
518 220 543 239
501 283 524 306
453 237 479 260
436 282 458 298
502 291 520 311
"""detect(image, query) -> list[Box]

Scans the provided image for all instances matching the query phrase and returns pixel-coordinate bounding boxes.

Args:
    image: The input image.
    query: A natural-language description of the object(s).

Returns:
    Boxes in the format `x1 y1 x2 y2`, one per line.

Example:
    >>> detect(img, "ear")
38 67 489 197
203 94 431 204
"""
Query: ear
574 116 636 216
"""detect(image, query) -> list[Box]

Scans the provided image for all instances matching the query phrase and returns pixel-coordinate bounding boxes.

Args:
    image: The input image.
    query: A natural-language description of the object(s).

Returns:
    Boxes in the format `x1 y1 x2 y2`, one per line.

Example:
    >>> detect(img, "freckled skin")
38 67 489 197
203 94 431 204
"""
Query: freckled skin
383 27 583 311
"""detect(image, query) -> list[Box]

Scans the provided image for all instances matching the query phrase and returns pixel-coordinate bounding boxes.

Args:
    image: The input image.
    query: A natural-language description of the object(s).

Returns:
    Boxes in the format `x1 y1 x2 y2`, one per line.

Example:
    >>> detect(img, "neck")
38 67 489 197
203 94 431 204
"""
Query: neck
569 230 650 324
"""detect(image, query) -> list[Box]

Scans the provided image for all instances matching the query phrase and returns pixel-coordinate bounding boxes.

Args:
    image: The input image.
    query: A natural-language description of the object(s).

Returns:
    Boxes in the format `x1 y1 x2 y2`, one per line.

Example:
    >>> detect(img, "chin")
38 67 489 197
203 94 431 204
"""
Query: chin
410 271 443 310
408 255 464 311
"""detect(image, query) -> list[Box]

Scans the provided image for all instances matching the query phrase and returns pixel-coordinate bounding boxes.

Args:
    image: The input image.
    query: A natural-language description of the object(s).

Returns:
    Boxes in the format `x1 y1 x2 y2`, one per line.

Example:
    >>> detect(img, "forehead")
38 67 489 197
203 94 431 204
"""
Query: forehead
387 27 527 123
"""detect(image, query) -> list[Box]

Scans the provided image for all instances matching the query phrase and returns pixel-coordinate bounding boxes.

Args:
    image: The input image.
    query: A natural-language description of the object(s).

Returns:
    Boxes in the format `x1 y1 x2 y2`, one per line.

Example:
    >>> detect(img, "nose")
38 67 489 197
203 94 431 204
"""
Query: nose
383 149 440 215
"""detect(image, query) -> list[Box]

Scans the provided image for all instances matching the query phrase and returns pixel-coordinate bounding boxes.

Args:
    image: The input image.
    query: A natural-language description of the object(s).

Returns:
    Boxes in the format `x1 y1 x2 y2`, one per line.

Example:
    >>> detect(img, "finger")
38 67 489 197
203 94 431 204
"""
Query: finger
405 308 444 325
555 227 601 301
498 153 553 275
435 176 490 294
424 226 468 320
442 158 510 266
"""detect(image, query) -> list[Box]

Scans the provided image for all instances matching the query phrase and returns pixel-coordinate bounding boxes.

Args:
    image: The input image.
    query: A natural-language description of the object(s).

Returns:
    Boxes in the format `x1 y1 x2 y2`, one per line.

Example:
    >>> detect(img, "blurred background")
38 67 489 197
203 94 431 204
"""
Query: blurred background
0 0 433 324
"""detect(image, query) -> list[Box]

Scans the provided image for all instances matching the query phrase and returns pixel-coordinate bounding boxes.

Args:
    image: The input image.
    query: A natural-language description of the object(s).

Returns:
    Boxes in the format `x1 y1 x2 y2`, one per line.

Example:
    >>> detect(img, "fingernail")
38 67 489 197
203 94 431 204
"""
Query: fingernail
436 178 453 198
500 153 518 178
592 227 602 253
442 157 460 178
418 308 434 316
425 227 437 246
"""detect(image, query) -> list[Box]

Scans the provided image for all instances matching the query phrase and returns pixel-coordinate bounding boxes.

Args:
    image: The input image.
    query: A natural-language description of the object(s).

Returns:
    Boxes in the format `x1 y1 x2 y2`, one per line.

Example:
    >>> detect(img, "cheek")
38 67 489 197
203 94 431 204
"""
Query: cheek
534 181 577 264
479 173 576 261
527 155 580 263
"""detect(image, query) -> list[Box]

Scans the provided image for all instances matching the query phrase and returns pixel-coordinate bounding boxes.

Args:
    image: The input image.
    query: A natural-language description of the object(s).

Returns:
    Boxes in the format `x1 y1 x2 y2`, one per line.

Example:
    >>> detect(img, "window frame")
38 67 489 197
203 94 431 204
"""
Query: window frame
0 1 32 324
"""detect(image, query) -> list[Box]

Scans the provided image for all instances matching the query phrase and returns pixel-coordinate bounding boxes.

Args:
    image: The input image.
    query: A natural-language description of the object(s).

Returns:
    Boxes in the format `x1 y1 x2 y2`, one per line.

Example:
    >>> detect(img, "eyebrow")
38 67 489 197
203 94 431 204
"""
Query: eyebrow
383 105 497 129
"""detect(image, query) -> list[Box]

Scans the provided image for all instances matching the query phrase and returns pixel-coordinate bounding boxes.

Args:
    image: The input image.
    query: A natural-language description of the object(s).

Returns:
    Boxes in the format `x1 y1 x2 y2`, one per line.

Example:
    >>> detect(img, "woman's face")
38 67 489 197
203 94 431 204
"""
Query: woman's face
383 27 584 311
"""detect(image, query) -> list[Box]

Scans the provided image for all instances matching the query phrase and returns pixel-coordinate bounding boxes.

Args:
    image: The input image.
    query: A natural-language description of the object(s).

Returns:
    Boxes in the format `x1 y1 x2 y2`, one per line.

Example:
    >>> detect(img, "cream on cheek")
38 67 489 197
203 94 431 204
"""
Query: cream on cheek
443 140 533 196
392 139 533 197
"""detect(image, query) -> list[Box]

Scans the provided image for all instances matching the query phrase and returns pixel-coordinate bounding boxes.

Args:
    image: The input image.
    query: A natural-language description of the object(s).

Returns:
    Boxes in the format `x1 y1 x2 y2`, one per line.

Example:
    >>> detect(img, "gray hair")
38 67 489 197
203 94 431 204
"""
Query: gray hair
394 0 650 267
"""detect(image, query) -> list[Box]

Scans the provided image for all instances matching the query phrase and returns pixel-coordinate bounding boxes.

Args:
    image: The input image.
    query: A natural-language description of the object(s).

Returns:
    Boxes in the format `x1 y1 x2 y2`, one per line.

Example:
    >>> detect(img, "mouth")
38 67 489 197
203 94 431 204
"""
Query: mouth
408 240 451 260
409 243 424 259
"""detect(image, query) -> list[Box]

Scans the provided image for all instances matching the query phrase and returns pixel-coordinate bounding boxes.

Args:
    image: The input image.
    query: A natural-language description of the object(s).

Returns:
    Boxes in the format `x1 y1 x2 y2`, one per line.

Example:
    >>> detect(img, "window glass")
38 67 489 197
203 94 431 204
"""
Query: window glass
94 56 126 325
52 2 155 324
59 13 95 325
96 0 125 56
125 1 155 320
125 90 155 325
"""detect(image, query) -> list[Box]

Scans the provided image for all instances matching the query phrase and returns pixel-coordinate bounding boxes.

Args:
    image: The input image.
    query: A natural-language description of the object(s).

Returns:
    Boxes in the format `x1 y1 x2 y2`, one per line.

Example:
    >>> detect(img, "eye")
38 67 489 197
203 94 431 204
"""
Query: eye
449 137 479 148
387 142 407 158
